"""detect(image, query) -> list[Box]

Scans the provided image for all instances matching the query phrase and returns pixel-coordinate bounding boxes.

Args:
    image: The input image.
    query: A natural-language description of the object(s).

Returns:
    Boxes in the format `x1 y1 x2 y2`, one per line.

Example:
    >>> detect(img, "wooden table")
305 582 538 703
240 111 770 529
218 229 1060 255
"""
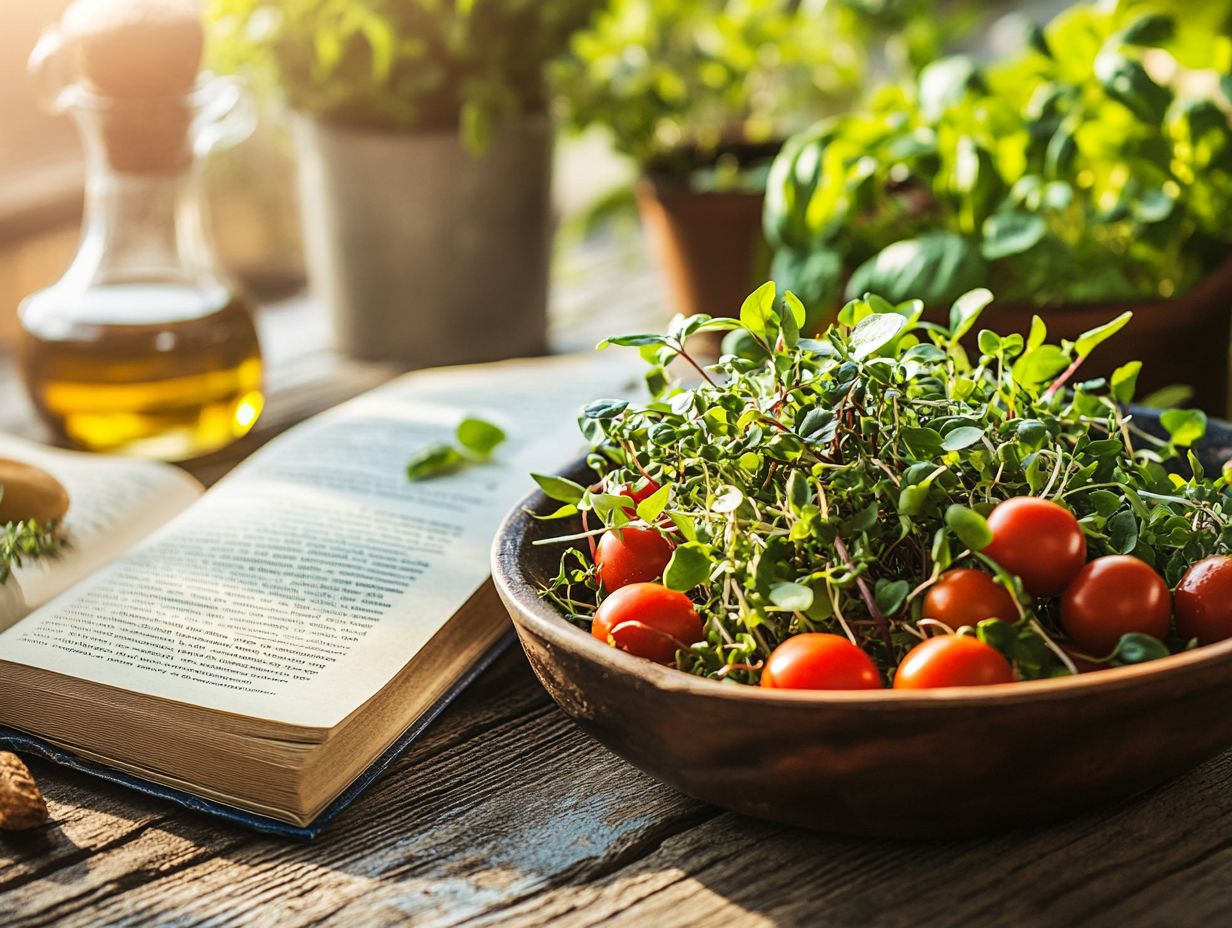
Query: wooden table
2 240 1230 927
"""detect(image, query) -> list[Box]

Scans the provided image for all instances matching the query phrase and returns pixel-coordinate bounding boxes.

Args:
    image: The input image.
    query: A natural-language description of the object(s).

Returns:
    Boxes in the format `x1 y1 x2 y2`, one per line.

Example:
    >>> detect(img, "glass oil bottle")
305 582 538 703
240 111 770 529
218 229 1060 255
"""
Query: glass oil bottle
20 2 264 460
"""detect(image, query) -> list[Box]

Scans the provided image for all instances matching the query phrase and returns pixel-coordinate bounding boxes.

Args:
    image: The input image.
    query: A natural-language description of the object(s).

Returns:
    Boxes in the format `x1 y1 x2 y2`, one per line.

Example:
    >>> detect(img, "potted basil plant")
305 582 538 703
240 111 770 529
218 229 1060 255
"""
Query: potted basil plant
765 0 1232 411
555 0 871 322
206 0 601 367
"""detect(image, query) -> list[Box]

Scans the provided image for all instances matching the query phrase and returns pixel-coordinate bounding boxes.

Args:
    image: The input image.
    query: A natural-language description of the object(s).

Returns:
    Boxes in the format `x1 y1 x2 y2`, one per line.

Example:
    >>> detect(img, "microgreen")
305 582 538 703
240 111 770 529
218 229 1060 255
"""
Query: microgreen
407 416 507 481
539 282 1232 684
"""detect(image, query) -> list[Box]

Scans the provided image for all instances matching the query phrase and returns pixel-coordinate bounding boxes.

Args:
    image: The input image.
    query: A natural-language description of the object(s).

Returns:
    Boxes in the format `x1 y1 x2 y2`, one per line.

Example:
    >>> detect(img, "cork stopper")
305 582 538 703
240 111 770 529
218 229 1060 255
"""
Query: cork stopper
58 0 205 173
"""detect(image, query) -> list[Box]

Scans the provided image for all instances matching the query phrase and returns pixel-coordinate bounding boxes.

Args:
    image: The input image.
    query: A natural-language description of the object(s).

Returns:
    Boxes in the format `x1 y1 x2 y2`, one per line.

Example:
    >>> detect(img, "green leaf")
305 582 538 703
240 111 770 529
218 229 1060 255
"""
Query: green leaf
713 486 745 513
977 329 1001 355
977 618 1016 653
981 211 1047 261
1013 345 1070 387
1111 361 1142 405
948 288 994 342
1096 53 1171 122
1160 409 1207 447
901 427 944 459
531 473 587 504
898 483 931 515
1045 123 1077 177
874 578 910 616
849 313 907 359
782 291 807 329
941 426 984 451
769 581 814 612
739 281 778 341
1026 315 1047 353
1108 510 1139 554
1109 633 1170 666
455 417 506 458
1027 24 1051 58
1075 312 1133 358
1119 13 1174 48
845 234 987 307
407 445 462 481
583 399 629 420
1016 419 1049 448
663 544 713 592
599 334 669 349
635 484 671 523
845 501 880 533
946 504 993 551
798 408 837 443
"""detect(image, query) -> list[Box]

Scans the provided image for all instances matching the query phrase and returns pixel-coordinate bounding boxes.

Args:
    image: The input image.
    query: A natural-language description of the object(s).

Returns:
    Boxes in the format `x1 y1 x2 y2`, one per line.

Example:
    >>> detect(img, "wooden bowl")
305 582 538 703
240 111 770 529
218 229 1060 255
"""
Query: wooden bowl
490 413 1232 838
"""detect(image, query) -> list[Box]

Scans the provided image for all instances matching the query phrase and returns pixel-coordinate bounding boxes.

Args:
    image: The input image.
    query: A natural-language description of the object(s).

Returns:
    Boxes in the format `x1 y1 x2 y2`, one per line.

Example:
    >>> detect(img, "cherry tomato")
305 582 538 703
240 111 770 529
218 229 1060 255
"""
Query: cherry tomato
595 523 673 591
592 582 703 664
1061 555 1171 655
893 635 1014 689
616 477 661 514
922 568 1018 631
983 496 1087 597
759 634 882 691
1174 555 1232 645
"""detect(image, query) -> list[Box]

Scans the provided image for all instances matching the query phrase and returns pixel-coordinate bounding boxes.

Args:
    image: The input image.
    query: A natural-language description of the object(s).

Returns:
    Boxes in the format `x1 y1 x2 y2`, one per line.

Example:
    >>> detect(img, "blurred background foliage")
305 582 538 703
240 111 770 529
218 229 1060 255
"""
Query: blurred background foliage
198 0 1232 317
206 0 605 150
765 0 1232 314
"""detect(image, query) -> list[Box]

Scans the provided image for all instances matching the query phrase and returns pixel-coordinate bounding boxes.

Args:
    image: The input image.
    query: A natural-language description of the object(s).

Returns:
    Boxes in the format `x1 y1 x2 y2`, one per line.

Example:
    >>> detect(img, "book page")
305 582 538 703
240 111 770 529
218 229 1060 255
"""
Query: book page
0 354 638 728
0 435 203 632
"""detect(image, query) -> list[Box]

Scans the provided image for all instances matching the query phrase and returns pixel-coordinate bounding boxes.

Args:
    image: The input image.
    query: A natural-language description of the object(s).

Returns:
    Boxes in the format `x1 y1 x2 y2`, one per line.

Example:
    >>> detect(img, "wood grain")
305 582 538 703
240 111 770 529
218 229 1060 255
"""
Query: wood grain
2 648 1229 928
2 245 1230 926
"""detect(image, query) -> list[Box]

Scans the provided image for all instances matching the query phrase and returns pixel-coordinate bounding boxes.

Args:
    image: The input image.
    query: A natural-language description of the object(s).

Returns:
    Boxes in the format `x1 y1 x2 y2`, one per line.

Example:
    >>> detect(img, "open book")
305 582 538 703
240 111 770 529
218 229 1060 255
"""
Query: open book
0 354 634 835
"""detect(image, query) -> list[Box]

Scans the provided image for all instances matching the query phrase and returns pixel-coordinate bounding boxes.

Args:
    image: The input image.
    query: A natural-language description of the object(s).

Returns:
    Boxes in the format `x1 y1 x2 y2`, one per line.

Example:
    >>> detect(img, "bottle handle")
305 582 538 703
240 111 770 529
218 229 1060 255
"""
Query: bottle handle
192 77 257 157
28 27 73 114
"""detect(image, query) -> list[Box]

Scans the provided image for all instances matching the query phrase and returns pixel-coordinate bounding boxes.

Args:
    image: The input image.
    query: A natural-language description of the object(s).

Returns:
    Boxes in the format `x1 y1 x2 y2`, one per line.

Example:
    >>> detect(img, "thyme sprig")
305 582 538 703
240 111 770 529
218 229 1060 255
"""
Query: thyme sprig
538 283 1231 684
0 520 62 584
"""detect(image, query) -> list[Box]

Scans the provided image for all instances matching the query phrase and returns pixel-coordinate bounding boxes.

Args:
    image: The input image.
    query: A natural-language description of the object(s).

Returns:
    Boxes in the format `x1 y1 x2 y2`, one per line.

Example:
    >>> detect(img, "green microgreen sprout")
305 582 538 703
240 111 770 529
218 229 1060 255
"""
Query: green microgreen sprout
407 416 507 482
537 281 1232 685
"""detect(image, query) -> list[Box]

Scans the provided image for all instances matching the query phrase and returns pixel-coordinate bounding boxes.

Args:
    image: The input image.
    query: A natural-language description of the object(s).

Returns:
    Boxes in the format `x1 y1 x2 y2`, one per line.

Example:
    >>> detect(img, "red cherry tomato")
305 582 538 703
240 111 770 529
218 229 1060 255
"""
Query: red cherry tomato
592 582 703 664
1174 555 1232 645
616 477 660 514
893 635 1014 689
595 523 673 591
1061 555 1171 655
983 496 1087 596
922 568 1018 632
759 634 882 691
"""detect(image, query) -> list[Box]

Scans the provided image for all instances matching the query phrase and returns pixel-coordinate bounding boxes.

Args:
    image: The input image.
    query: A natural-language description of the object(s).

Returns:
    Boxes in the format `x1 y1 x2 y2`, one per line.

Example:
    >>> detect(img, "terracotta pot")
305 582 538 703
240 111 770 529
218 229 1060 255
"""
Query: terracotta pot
947 260 1232 416
637 178 765 320
491 410 1232 839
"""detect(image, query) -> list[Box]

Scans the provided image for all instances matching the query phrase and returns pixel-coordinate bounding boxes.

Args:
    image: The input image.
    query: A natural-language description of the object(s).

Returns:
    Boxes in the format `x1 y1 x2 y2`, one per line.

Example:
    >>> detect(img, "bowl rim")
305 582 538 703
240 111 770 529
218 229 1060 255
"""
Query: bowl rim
492 479 1232 708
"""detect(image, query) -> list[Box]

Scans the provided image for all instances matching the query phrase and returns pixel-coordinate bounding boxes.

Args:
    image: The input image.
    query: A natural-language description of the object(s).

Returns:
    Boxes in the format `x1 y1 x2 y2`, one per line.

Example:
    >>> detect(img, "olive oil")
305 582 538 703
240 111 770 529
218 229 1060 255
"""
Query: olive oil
19 285 264 459
21 5 265 461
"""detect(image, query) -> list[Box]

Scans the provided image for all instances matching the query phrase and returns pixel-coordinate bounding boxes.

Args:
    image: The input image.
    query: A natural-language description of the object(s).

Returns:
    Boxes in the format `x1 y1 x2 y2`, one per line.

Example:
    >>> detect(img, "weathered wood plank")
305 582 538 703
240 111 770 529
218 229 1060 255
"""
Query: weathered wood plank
0 650 710 927
452 751 1232 928
4 643 1229 928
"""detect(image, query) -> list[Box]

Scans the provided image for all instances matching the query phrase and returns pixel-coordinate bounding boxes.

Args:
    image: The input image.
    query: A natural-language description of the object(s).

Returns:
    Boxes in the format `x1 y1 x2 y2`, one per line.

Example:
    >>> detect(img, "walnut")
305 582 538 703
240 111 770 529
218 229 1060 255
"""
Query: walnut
0 752 49 831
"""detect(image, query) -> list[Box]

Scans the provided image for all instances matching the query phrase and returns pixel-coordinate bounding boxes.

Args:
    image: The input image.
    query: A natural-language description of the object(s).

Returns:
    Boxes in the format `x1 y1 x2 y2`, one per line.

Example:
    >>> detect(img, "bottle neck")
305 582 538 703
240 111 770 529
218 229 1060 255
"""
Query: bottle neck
57 104 221 295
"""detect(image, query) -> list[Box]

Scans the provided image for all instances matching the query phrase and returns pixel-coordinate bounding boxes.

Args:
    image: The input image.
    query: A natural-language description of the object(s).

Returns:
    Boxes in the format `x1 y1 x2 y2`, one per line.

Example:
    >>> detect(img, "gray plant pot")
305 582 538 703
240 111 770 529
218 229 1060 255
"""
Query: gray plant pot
293 114 553 366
